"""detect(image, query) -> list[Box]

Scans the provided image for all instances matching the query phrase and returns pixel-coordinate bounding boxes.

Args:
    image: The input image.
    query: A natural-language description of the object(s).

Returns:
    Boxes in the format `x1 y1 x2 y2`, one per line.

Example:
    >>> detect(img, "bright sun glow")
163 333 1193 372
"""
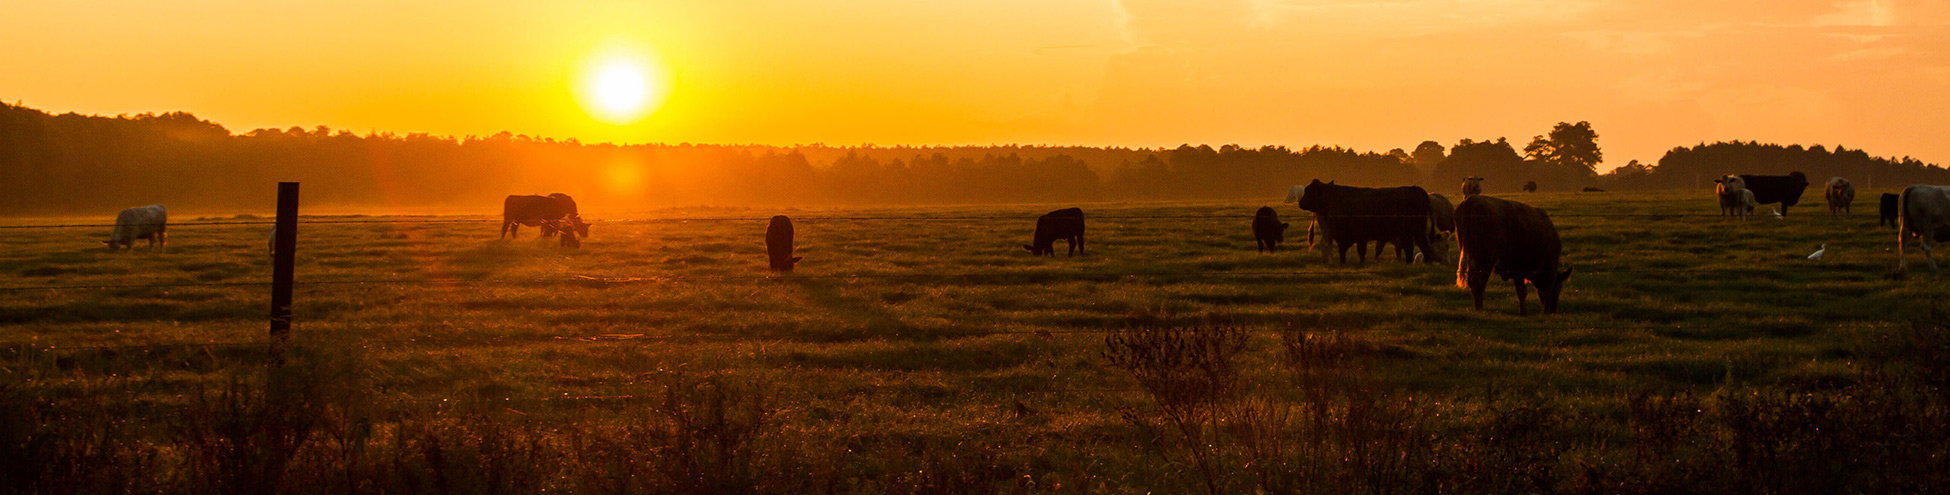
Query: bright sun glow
574 44 671 126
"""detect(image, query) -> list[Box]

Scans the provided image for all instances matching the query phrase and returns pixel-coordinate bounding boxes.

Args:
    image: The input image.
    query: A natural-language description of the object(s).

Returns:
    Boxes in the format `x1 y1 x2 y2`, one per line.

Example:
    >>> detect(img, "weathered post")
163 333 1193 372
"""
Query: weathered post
270 182 298 341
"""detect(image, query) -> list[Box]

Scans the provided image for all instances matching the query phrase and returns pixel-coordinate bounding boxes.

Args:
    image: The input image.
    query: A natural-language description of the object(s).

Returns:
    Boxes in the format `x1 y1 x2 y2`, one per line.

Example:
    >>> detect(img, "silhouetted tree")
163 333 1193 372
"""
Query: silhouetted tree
1431 138 1526 193
1523 121 1601 191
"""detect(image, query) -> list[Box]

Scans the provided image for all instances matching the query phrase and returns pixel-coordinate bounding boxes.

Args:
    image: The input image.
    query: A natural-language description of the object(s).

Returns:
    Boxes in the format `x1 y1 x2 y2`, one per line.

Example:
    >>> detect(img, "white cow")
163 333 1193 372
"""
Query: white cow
104 204 167 252
1898 185 1950 271
1715 175 1748 219
1285 185 1305 204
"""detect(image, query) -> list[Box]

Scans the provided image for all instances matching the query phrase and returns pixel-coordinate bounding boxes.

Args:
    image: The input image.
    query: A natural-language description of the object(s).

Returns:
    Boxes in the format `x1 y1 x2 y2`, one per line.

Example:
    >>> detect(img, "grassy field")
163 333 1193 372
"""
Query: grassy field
4 189 1949 493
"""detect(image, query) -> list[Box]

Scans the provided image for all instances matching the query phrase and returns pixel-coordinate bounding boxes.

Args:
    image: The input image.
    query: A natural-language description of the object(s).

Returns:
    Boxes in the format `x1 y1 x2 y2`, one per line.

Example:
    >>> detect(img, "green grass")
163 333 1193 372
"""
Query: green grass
3 190 1948 493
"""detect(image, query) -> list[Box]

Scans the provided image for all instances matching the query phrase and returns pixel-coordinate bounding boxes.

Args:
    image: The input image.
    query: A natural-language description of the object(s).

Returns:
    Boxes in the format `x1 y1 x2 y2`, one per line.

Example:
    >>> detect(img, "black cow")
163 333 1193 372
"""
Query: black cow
1522 181 1538 193
1252 206 1289 253
1738 172 1810 217
766 215 803 272
502 194 589 239
1881 193 1900 228
1455 195 1571 315
1024 208 1085 256
1581 187 1606 192
1294 179 1434 264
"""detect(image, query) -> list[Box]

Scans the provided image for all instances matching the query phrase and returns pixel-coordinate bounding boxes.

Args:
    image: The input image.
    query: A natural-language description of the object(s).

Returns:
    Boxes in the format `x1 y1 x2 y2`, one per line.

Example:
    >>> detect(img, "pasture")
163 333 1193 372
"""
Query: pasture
4 189 1948 493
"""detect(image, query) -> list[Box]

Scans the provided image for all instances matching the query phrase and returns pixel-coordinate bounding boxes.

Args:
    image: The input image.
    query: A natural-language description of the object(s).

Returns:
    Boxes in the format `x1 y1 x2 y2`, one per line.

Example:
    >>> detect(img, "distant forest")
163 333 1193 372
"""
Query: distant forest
3 101 1946 215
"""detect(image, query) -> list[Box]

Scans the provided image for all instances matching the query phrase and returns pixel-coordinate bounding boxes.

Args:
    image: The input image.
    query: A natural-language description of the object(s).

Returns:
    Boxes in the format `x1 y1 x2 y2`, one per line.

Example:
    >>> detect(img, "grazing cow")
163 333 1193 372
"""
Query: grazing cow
103 205 167 252
1714 175 1748 218
1461 177 1484 198
546 219 582 248
1826 177 1855 215
1522 181 1538 193
1454 196 1571 315
1881 193 1900 228
1581 187 1606 193
1284 185 1305 204
501 194 589 239
1739 172 1810 217
1295 180 1435 264
1024 208 1085 256
766 215 803 271
1252 206 1289 253
1897 185 1950 271
1425 193 1457 263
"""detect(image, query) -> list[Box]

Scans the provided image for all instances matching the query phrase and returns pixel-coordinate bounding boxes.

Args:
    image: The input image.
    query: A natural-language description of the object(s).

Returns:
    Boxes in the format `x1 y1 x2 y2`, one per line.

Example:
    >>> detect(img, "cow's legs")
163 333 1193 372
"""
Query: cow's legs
1077 234 1084 256
1922 238 1939 271
1066 237 1077 256
1336 243 1351 265
1356 243 1368 264
1514 278 1530 316
1467 268 1490 310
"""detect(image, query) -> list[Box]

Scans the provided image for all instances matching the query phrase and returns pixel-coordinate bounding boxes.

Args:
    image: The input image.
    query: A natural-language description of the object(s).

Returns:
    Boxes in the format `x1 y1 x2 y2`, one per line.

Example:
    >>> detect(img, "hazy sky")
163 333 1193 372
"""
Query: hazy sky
5 0 1945 170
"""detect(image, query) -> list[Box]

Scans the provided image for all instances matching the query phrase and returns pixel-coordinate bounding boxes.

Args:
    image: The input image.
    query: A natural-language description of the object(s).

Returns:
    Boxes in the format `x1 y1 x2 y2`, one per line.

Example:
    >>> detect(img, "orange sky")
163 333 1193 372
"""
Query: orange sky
5 0 1946 170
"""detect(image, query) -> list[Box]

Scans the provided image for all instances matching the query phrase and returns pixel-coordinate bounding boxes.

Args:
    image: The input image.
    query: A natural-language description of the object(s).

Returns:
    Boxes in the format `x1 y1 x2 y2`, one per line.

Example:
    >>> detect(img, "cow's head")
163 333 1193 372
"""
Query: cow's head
1023 244 1047 255
1296 179 1334 212
1538 265 1573 314
771 255 804 272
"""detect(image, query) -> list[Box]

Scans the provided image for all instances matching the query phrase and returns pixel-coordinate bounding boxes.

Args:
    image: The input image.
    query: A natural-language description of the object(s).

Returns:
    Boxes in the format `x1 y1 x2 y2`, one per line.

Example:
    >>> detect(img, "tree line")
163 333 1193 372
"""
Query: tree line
2 101 1943 215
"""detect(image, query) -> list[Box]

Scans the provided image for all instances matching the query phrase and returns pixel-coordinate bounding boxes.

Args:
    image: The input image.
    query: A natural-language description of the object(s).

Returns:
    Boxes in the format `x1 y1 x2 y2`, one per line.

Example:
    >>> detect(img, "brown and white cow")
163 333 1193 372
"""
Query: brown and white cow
1715 175 1748 219
1455 196 1571 315
1897 185 1950 272
1826 177 1855 215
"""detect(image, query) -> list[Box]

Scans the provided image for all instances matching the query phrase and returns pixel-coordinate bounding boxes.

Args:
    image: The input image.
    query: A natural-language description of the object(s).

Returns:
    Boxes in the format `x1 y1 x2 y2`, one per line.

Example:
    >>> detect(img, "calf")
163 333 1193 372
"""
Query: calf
1881 193 1900 228
1252 206 1289 253
1454 196 1571 315
1024 208 1085 256
766 215 802 271
1715 175 1748 218
1898 185 1950 271
1827 177 1855 215
103 204 167 252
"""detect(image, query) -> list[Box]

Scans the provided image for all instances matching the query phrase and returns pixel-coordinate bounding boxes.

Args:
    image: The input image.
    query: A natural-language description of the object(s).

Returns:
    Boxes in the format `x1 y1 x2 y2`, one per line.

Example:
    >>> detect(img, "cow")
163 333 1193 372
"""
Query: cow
1284 185 1305 204
1295 179 1435 264
1024 208 1085 256
1739 172 1810 217
1897 185 1950 272
547 219 582 248
1715 175 1748 219
1454 196 1571 315
1462 177 1484 198
1740 189 1757 217
1425 193 1457 262
1826 177 1855 215
766 215 803 271
501 194 589 239
1252 206 1289 253
1881 193 1900 228
1522 181 1538 193
1581 187 1606 193
103 205 167 252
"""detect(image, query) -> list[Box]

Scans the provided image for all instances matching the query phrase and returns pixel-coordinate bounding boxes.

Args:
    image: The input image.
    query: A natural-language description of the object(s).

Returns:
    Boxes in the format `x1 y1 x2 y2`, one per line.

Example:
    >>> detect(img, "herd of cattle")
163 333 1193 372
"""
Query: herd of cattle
91 174 1950 315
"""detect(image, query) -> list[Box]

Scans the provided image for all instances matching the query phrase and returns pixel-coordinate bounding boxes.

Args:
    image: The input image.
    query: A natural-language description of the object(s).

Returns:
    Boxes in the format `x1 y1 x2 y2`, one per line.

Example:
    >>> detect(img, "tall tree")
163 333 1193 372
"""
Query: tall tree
1410 140 1446 178
1524 121 1602 189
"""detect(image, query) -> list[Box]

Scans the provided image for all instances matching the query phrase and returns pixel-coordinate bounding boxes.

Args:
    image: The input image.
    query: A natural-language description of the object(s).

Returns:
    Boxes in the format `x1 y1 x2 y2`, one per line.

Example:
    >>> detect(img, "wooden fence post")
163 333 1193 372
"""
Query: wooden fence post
270 182 299 341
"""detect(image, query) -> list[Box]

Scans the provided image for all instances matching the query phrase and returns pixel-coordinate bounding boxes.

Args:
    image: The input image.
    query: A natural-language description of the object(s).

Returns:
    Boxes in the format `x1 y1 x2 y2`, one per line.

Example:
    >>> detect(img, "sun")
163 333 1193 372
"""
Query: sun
574 45 671 125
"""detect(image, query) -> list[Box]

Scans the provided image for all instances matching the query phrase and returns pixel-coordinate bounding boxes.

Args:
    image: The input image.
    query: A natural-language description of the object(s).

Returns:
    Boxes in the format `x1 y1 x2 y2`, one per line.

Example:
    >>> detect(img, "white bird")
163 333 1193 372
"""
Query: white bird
1808 243 1826 261
1772 207 1784 219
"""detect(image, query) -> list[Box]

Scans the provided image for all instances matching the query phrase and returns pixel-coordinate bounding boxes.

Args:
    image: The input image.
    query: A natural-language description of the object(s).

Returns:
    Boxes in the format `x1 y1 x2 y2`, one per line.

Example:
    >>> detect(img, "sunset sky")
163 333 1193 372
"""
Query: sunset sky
5 0 1945 170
